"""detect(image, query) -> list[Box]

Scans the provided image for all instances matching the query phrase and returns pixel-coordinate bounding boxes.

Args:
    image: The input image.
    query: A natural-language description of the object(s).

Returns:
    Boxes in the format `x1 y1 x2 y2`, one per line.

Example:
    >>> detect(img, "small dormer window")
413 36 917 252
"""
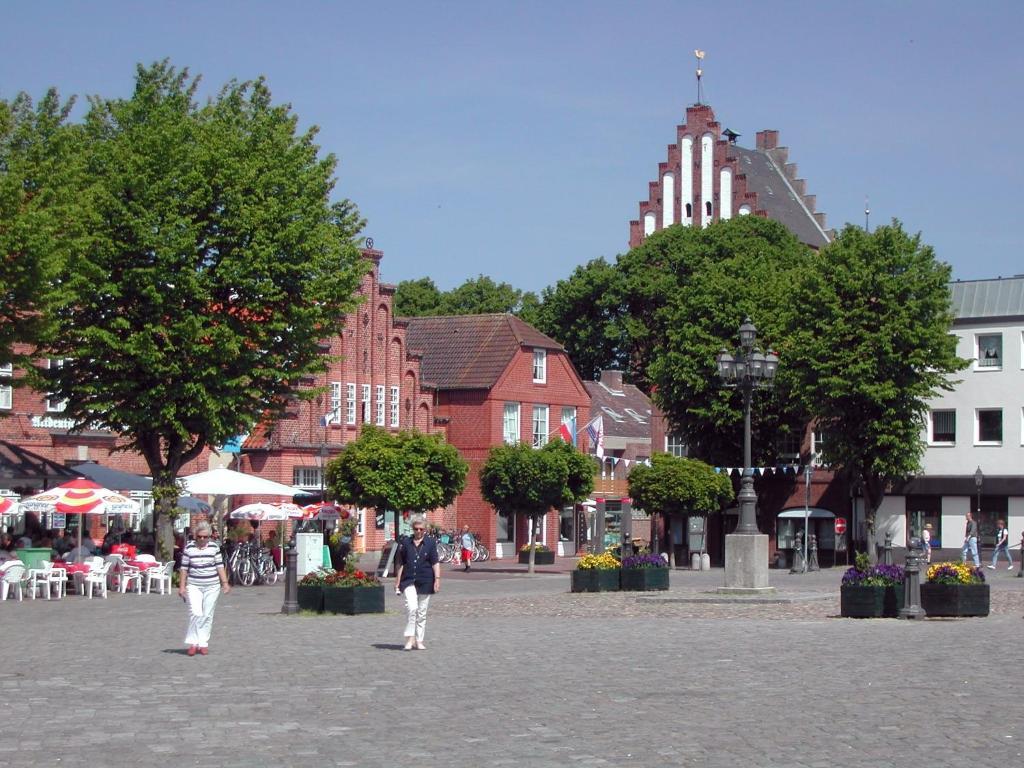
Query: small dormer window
705 201 712 217
532 349 547 383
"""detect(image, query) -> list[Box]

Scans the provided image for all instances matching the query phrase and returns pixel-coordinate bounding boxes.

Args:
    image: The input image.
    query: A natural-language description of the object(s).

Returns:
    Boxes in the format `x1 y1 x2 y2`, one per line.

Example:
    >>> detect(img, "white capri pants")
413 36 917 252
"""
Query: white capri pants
402 585 432 642
185 583 221 648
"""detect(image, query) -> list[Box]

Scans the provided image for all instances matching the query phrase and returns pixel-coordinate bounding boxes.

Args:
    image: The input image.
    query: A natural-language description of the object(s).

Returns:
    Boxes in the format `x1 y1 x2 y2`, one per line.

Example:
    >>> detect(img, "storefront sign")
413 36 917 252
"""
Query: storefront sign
52 512 66 529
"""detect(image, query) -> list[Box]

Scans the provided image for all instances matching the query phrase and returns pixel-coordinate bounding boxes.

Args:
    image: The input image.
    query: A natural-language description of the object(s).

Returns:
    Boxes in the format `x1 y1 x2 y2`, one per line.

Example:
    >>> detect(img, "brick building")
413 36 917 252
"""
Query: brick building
237 247 439 552
404 314 591 558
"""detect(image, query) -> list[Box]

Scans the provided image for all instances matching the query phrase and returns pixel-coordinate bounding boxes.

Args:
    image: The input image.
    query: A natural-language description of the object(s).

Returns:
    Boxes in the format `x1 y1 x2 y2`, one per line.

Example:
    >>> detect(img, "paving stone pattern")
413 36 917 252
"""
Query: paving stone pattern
0 564 1021 768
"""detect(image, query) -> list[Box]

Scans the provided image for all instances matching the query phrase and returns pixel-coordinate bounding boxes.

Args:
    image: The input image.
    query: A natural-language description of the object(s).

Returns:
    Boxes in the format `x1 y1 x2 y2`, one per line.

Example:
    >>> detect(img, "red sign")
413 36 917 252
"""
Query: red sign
834 517 847 535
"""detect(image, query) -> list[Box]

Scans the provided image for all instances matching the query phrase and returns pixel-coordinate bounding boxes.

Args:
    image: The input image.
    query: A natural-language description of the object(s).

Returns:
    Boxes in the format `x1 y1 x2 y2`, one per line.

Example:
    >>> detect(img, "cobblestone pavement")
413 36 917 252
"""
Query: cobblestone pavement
1 565 1021 768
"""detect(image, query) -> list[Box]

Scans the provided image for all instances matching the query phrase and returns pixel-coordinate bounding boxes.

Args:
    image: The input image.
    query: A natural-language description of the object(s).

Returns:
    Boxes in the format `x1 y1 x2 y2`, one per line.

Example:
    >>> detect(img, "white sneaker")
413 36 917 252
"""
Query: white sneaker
1009 565 1015 570
986 565 995 569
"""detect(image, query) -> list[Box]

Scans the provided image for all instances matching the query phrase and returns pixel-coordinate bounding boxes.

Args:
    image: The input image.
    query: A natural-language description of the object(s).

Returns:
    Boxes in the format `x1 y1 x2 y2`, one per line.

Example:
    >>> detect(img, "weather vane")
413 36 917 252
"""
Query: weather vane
695 49 705 105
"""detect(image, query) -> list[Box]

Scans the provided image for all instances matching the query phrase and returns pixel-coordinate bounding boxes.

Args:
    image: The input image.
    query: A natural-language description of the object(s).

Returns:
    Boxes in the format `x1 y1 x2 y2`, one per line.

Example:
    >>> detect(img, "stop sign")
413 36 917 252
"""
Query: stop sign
834 517 847 535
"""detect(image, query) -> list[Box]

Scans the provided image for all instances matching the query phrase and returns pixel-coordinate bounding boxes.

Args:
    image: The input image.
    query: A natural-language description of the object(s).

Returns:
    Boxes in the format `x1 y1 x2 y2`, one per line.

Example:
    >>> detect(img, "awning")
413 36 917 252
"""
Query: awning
777 507 836 519
72 462 152 492
0 440 79 489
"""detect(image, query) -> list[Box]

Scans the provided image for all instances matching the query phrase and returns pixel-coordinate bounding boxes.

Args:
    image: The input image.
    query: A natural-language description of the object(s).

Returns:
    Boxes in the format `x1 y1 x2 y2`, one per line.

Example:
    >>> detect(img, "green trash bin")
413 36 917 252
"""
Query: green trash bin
16 548 52 571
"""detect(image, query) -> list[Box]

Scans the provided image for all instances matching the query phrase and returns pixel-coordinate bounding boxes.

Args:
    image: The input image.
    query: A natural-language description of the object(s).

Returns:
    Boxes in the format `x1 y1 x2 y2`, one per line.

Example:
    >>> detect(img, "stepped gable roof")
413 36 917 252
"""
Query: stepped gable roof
729 145 830 249
404 314 564 391
583 377 652 441
949 276 1024 320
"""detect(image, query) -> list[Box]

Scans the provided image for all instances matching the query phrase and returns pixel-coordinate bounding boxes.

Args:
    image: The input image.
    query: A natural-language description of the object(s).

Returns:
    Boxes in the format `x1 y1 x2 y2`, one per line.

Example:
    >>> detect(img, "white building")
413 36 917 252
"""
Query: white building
877 276 1024 556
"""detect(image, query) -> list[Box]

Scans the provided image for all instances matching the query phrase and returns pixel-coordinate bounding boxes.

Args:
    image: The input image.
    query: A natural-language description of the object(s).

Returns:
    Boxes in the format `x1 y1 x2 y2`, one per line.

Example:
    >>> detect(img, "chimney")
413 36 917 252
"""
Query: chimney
599 370 624 390
756 130 779 150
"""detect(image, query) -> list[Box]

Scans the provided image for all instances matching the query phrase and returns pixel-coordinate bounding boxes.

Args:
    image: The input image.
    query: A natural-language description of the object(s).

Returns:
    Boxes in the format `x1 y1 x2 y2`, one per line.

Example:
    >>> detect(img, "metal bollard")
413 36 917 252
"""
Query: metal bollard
281 545 298 614
898 536 925 619
808 534 820 572
882 532 893 566
790 531 806 574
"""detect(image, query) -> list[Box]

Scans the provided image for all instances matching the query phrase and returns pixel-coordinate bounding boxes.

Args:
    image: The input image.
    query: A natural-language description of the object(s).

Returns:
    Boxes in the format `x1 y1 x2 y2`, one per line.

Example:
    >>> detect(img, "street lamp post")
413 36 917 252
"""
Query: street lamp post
715 318 779 593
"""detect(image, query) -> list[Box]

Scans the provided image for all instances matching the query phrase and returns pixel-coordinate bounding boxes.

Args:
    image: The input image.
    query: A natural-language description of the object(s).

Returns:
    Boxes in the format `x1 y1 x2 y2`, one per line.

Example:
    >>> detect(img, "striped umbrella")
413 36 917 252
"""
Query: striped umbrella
0 497 18 516
301 502 349 521
21 478 140 561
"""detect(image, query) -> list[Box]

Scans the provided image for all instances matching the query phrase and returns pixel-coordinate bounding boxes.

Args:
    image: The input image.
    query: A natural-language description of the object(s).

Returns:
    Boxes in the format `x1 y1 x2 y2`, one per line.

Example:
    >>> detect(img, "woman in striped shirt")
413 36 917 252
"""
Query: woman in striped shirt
178 521 230 656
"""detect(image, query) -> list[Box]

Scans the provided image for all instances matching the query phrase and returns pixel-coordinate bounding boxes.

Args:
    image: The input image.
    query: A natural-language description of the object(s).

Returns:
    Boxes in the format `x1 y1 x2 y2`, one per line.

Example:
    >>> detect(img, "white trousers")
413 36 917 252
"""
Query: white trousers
185 583 221 648
402 585 431 642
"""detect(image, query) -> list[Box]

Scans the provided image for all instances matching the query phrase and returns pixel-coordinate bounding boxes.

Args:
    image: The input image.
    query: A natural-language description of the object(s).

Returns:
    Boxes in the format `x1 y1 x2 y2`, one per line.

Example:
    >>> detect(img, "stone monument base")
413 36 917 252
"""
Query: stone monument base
720 533 775 595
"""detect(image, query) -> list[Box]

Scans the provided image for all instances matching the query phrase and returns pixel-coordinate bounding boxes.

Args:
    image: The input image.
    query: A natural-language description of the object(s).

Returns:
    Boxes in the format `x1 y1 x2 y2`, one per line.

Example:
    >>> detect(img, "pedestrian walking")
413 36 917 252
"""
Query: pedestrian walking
987 519 1014 570
460 524 475 572
178 521 230 656
394 515 439 651
922 523 933 564
961 511 980 568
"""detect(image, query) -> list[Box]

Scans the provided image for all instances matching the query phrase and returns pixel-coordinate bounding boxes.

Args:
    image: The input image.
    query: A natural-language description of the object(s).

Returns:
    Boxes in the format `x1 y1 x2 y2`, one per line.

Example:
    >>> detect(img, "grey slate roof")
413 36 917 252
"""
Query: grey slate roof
950 276 1024 320
730 146 830 249
404 314 564 391
583 380 652 441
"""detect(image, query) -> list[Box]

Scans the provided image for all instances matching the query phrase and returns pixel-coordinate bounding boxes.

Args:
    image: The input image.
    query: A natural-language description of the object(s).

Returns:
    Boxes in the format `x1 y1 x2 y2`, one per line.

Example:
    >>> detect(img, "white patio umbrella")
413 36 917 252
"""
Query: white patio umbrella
179 467 302 497
228 502 306 522
21 478 141 561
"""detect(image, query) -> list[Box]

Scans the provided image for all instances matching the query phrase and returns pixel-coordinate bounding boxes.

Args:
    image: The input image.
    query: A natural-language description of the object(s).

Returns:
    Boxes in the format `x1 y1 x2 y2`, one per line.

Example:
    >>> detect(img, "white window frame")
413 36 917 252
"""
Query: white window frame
975 333 1002 370
293 467 324 490
375 385 385 426
929 409 956 446
45 358 67 413
361 384 371 424
975 408 1003 445
346 383 357 425
330 382 342 422
503 402 520 445
0 364 11 410
390 386 400 427
624 407 647 424
532 349 547 383
601 406 625 423
811 430 827 466
356 508 365 537
531 404 549 448
666 433 686 458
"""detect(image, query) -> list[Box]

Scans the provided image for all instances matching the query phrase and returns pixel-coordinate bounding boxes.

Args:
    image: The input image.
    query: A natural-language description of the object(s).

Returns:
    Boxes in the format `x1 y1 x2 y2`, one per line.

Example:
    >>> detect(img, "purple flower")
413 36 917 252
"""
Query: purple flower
621 553 668 569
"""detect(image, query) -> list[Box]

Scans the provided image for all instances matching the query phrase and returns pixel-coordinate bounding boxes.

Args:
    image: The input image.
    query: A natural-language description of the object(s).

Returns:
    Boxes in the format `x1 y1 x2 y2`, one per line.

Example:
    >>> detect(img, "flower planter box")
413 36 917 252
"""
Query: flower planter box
297 584 324 613
519 551 555 565
620 568 669 591
322 585 386 615
840 585 904 618
920 583 989 617
571 569 620 592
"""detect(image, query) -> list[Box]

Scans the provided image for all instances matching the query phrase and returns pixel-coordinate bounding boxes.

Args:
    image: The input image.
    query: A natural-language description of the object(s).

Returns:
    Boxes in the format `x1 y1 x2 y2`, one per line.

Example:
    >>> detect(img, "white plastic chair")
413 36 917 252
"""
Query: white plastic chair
81 561 111 599
28 561 63 600
104 554 125 591
120 564 143 594
1 563 26 601
145 562 174 595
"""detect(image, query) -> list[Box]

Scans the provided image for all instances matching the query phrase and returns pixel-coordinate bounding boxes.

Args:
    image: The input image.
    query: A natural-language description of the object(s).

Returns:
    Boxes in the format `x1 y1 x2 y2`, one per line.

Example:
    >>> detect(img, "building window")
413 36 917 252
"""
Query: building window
776 432 800 462
503 402 520 445
976 333 1002 368
624 408 647 424
685 203 692 218
375 385 385 426
561 406 576 443
330 382 342 422
293 467 323 490
666 434 686 457
532 404 549 448
0 364 11 410
45 359 67 413
930 409 955 444
361 384 371 423
976 409 1002 444
601 406 625 423
811 430 828 466
533 349 547 383
390 386 400 427
345 383 356 425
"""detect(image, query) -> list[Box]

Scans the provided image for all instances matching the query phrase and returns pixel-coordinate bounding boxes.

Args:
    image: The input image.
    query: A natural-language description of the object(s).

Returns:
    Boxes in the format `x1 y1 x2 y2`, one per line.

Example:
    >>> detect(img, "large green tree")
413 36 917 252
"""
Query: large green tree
645 217 814 465
479 439 593 573
38 61 367 557
325 425 468 537
783 221 966 556
628 454 734 565
0 90 83 371
393 274 540 320
393 277 444 317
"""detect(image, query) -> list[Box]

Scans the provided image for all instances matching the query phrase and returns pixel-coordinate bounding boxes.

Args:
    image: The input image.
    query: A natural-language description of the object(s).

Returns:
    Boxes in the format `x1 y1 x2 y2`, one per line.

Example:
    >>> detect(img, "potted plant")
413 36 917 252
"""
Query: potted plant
620 552 670 591
321 566 385 615
518 543 554 566
571 551 621 592
840 553 905 618
921 562 989 617
298 567 329 612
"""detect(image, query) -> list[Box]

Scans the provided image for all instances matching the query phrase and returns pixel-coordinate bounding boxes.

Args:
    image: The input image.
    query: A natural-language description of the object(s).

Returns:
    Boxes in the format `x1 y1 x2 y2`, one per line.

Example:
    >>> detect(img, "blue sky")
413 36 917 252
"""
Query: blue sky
4 1 1021 291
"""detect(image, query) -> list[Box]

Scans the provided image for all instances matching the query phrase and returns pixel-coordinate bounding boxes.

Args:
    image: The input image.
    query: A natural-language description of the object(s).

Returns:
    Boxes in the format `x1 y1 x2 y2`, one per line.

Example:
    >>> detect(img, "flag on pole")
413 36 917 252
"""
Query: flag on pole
558 423 573 444
585 416 604 460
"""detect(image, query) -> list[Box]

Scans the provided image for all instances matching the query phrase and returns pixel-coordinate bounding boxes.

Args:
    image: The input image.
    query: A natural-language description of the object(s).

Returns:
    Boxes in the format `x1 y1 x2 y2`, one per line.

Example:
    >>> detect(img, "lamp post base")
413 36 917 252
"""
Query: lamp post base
720 533 774 594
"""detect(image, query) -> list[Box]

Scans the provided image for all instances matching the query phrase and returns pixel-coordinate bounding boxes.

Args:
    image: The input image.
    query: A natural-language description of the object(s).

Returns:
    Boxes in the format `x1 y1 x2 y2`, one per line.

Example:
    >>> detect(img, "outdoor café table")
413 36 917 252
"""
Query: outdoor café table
52 562 90 594
125 560 158 571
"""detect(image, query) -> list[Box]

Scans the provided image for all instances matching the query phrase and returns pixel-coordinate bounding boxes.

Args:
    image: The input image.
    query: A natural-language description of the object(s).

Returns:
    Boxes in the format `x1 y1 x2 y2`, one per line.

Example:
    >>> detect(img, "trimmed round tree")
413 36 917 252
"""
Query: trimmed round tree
325 426 468 543
480 439 594 573
628 453 734 566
